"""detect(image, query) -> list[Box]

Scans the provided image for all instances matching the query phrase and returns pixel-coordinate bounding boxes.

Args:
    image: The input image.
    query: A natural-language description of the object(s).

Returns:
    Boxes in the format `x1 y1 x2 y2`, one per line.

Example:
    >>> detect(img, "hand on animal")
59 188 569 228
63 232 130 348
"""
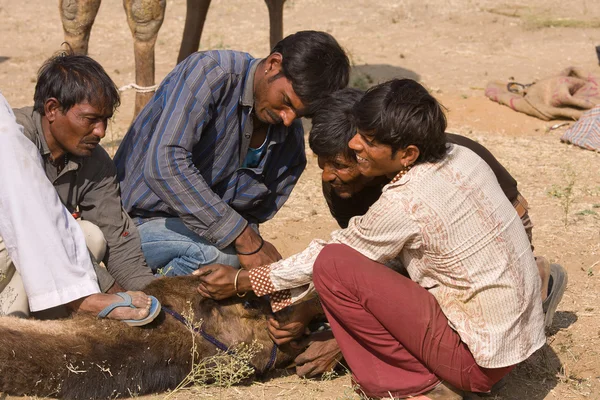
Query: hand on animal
267 314 311 346
293 331 344 378
194 264 239 300
266 299 321 345
234 225 282 269
238 239 282 269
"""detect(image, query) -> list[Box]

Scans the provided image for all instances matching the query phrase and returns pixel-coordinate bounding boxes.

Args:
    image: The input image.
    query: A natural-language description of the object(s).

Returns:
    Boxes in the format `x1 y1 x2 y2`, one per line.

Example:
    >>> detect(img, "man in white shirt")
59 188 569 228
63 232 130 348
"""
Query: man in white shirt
0 92 157 325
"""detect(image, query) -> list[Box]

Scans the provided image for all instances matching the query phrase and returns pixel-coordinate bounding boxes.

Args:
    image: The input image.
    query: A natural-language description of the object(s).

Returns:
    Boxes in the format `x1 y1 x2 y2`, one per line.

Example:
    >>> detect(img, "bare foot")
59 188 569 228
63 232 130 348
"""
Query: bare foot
68 291 152 321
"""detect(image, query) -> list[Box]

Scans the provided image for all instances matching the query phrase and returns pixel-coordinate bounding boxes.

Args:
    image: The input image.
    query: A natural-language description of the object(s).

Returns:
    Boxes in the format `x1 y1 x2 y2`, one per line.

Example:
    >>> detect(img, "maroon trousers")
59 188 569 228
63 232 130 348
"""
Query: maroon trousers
313 244 513 398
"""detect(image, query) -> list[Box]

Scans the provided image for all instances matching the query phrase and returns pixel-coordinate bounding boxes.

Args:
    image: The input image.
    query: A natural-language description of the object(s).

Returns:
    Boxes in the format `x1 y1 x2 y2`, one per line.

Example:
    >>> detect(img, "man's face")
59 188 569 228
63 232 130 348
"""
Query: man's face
318 154 374 198
254 56 306 127
348 130 403 177
48 102 111 158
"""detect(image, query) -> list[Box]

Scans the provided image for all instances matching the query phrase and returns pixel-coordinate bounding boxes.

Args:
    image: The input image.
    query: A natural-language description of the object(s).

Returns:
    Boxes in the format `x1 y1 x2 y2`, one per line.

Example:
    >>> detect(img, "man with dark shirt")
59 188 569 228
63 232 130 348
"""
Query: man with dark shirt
0 52 158 325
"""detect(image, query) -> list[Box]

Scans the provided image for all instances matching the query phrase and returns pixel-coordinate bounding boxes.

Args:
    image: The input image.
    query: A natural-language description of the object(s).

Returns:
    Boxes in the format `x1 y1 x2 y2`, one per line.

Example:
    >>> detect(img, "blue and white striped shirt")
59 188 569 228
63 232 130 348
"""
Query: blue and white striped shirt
114 50 306 249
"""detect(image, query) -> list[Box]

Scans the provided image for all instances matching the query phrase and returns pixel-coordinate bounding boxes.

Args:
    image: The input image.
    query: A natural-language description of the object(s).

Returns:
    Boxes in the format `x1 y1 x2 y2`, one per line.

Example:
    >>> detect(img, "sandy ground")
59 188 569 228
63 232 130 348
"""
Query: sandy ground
1 0 600 399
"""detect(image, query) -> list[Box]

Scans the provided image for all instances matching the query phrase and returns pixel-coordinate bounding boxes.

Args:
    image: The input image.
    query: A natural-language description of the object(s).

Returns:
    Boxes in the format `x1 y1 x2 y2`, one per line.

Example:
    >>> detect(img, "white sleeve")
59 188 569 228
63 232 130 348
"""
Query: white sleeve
0 93 100 312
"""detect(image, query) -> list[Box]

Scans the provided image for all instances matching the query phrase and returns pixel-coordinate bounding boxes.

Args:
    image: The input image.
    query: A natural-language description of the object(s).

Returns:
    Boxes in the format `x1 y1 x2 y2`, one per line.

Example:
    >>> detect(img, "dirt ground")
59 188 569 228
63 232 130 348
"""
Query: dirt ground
1 0 600 399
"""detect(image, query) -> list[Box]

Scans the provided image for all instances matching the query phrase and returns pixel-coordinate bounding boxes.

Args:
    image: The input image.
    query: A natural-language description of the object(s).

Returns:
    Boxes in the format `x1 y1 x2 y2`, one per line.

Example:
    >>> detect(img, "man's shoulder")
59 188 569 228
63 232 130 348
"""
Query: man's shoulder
189 50 254 74
12 106 37 142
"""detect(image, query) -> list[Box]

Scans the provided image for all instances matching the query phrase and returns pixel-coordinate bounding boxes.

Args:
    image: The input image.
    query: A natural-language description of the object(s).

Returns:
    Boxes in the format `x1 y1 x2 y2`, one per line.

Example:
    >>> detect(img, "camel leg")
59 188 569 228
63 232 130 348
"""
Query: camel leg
59 0 102 55
264 0 286 50
177 0 212 64
123 0 166 116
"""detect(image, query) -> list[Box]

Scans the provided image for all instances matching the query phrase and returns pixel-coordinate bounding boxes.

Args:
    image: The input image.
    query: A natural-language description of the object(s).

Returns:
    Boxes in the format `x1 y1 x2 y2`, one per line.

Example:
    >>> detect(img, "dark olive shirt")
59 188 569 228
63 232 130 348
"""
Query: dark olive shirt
13 107 155 291
323 133 519 228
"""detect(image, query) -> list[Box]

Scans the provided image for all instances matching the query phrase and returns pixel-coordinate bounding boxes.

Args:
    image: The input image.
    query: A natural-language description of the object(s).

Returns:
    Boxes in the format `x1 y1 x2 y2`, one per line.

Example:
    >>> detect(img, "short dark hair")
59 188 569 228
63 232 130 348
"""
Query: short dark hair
309 88 364 161
34 49 120 115
351 79 448 164
271 31 350 116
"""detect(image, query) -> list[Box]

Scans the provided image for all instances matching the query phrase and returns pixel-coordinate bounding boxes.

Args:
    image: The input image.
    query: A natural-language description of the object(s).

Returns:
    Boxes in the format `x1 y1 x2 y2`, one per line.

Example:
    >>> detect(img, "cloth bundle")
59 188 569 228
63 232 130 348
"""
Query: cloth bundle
485 67 600 121
560 104 600 152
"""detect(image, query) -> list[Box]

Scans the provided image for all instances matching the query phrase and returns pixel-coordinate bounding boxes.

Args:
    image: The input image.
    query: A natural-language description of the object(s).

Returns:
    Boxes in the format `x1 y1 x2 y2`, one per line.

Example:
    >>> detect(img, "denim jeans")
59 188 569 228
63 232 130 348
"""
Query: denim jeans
136 217 240 277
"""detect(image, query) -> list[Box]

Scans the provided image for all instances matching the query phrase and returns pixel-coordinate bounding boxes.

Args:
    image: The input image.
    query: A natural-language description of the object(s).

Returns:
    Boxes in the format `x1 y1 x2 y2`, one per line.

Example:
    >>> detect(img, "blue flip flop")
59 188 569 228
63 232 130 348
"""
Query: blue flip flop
97 292 161 327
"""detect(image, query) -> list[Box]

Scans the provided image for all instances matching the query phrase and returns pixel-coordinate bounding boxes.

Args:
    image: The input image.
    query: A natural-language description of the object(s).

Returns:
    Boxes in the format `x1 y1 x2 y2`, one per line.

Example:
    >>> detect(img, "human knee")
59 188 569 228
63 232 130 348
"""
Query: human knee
77 220 107 262
313 244 352 289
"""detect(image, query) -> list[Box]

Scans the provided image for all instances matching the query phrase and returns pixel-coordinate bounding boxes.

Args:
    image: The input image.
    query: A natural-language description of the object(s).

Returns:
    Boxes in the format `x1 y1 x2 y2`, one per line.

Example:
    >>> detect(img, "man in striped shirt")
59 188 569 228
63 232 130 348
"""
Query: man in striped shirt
114 31 350 276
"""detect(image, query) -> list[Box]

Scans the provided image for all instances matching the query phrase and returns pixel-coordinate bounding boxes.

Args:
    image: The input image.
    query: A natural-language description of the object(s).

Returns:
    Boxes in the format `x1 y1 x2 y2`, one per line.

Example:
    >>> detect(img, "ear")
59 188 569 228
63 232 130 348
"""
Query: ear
44 98 62 122
399 145 420 166
264 52 283 74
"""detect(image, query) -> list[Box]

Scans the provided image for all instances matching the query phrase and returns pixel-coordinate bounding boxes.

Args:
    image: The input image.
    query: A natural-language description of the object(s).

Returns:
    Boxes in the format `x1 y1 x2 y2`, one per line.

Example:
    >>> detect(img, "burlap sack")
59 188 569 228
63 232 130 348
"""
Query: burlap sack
485 67 600 121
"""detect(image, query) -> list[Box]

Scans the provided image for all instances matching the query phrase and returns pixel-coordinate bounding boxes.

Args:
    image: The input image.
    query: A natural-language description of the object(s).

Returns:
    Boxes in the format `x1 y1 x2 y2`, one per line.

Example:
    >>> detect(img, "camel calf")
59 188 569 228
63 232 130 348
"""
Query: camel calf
0 275 300 399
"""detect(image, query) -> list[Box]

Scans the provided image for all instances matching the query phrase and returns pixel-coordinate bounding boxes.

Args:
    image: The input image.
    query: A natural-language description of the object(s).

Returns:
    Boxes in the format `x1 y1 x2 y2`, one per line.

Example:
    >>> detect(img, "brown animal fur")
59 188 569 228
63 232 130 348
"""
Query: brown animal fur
0 275 300 399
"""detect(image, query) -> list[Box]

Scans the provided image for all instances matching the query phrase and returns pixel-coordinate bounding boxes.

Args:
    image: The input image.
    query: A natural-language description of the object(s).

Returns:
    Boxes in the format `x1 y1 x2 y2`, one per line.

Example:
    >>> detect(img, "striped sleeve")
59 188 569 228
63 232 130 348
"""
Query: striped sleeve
142 53 247 249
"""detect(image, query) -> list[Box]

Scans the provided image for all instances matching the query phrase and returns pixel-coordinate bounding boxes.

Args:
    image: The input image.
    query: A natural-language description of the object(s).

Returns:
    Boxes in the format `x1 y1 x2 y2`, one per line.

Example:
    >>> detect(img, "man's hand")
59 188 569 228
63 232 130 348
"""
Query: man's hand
194 264 244 300
294 331 343 378
266 299 323 346
234 226 282 269
267 314 311 346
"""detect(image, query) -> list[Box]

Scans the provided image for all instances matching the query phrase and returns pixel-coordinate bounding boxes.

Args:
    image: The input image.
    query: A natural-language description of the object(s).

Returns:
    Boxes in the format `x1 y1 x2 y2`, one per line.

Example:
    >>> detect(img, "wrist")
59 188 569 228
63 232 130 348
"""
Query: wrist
236 270 252 293
234 225 263 255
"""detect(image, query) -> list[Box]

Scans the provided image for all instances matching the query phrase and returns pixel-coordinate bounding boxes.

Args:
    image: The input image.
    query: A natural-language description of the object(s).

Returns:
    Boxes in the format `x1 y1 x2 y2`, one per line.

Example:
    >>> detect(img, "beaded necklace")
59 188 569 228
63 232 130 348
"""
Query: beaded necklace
389 164 412 184
48 153 69 173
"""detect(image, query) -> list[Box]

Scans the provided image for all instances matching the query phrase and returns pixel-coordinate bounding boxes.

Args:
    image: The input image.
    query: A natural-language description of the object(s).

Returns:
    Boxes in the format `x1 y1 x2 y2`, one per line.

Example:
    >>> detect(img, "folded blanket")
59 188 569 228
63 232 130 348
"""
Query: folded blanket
485 67 600 121
560 104 600 152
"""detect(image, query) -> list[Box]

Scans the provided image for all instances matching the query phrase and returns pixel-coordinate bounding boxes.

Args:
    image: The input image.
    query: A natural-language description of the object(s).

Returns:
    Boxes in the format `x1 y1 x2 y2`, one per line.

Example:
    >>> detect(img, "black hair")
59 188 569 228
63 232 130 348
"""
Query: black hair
309 88 364 161
34 49 120 115
351 79 448 164
271 31 350 116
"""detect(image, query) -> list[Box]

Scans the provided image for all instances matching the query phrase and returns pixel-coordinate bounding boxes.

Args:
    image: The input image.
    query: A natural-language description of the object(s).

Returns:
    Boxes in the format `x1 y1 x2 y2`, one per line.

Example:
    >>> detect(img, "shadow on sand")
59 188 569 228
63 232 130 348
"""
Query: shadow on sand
350 64 420 90
466 311 578 400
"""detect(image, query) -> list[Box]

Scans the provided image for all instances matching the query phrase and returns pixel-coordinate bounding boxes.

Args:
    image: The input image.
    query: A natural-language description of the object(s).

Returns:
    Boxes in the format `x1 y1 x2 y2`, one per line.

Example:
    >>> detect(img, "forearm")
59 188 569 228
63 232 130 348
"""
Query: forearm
234 225 263 254
102 217 155 290
145 155 249 249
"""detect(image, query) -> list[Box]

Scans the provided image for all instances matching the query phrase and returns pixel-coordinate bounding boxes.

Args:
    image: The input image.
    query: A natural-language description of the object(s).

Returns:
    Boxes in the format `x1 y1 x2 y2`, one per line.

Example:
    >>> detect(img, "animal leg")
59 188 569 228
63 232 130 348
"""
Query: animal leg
59 0 102 54
177 0 212 64
264 0 286 50
123 0 166 117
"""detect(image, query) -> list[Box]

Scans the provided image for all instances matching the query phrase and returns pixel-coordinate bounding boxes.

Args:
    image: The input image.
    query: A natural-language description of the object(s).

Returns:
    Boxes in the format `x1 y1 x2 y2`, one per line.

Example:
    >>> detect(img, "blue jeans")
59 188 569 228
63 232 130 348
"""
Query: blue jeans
136 217 240 277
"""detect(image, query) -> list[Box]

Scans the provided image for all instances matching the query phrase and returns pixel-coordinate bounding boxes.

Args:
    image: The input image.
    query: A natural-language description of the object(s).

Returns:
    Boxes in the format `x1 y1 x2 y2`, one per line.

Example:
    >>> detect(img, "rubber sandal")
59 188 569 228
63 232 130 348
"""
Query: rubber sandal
542 263 568 328
97 292 161 327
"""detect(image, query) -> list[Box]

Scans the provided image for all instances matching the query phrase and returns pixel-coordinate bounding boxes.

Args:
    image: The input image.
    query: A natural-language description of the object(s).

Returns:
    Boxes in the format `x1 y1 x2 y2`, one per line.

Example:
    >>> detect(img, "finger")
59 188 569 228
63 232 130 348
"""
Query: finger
193 267 213 277
267 325 293 340
271 334 294 346
197 284 213 298
267 316 281 329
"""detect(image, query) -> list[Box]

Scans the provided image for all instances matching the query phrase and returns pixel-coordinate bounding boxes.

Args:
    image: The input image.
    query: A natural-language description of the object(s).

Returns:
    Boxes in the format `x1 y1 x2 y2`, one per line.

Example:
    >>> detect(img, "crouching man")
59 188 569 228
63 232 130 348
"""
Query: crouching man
0 51 158 325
